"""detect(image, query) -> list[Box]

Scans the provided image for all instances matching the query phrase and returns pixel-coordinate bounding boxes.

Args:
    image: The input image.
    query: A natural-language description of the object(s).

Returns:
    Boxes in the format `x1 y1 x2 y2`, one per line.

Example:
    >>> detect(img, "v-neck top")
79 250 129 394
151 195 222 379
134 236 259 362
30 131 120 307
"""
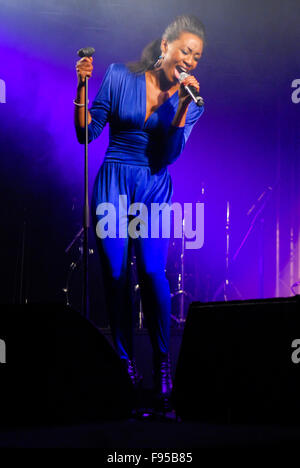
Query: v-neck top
81 63 204 168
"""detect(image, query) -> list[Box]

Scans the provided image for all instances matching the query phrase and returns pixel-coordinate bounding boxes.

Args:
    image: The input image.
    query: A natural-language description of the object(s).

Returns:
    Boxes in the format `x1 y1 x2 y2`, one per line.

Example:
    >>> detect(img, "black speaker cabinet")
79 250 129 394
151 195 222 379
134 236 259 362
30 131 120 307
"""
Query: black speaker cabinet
0 303 133 426
173 296 300 424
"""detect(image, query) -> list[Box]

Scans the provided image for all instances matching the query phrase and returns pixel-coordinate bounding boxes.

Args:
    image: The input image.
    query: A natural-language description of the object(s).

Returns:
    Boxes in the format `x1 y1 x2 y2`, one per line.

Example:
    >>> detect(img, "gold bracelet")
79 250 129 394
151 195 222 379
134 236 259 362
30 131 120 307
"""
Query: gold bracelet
73 99 89 107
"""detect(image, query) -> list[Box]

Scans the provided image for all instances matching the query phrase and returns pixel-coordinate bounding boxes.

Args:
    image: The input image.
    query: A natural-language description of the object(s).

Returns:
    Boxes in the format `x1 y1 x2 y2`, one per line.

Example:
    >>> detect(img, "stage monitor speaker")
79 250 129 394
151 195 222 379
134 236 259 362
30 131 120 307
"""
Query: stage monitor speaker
173 296 300 424
0 303 133 426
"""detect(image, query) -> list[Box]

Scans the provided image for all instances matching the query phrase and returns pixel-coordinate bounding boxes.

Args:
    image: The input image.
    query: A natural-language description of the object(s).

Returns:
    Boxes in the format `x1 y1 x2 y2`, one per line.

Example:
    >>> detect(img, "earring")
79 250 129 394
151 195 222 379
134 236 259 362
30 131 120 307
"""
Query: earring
153 54 164 69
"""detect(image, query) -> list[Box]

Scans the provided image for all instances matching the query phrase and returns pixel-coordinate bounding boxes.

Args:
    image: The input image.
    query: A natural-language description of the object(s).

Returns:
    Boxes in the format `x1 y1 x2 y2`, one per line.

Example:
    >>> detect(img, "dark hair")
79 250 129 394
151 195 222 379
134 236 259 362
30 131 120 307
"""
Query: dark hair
127 15 206 74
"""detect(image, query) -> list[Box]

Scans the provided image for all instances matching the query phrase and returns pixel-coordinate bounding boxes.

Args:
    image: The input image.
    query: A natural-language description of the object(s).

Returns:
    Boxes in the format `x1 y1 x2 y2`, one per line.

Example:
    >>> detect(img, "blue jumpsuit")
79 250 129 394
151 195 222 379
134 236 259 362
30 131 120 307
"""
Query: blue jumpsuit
80 63 204 361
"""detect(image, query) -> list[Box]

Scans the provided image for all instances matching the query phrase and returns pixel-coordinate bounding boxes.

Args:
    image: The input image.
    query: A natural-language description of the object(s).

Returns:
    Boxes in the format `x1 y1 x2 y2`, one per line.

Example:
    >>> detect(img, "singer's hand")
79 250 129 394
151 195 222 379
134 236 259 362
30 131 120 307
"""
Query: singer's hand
178 74 200 106
76 57 93 86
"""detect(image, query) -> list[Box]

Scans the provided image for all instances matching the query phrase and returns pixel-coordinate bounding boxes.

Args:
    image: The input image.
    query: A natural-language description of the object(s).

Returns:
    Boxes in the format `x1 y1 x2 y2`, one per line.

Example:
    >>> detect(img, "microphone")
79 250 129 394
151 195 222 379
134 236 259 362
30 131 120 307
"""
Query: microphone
179 72 204 107
77 47 95 58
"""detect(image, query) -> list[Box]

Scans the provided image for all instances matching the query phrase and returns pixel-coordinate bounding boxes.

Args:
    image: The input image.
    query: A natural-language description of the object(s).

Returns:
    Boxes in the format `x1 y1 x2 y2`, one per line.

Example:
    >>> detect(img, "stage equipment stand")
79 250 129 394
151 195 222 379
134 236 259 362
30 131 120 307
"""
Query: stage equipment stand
64 47 95 318
82 54 89 318
171 218 193 326
213 202 243 302
63 229 94 310
233 187 273 299
213 187 274 301
130 252 144 329
79 47 95 318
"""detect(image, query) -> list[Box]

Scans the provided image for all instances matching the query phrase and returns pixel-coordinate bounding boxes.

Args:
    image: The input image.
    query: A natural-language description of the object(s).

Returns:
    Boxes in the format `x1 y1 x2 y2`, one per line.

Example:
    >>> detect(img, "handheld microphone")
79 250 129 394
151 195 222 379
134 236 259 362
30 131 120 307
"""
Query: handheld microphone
179 72 204 107
77 47 95 58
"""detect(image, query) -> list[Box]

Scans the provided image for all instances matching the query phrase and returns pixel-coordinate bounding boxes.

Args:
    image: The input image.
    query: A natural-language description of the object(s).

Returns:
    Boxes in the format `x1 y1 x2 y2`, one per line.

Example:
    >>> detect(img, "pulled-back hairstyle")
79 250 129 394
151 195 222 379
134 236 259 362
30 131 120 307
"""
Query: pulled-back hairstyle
127 15 206 74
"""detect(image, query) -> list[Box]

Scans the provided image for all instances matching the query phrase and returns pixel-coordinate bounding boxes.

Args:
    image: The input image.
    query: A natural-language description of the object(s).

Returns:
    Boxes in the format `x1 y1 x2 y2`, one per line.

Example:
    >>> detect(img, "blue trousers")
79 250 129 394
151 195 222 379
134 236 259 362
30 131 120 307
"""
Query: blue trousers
92 161 173 360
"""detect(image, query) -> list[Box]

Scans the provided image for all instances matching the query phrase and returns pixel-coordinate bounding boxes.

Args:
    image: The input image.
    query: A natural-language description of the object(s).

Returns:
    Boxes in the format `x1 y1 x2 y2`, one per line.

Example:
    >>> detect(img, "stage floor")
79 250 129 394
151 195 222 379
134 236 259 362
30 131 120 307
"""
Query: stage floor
1 418 300 449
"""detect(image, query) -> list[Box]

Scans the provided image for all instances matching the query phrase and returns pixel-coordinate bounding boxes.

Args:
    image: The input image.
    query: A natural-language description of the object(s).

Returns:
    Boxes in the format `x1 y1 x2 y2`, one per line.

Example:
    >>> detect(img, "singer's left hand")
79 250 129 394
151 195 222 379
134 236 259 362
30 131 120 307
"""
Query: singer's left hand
178 75 200 105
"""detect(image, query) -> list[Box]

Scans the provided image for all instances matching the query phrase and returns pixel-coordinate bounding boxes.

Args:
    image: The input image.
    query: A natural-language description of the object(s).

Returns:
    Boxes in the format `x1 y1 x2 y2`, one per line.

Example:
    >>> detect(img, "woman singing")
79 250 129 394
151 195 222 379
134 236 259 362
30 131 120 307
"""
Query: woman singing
74 15 205 411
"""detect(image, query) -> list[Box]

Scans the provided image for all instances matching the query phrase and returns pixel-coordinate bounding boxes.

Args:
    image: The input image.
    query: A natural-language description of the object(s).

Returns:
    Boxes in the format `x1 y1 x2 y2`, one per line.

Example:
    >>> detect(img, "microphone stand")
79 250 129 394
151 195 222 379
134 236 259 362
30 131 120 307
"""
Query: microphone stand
212 201 243 302
233 188 273 262
82 75 89 318
64 47 95 317
232 188 273 298
64 87 90 318
75 46 95 318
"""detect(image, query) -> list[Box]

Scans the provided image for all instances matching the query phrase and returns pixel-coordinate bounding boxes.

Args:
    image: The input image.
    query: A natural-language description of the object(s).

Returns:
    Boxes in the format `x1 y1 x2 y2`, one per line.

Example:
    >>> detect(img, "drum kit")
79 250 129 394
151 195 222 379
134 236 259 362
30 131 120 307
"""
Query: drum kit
62 217 196 328
62 183 300 325
127 218 195 329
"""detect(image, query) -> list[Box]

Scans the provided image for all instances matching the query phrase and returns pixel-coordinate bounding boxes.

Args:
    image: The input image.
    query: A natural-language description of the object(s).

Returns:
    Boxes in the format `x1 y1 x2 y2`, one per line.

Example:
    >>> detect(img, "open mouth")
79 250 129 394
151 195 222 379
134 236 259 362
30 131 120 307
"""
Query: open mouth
175 66 189 79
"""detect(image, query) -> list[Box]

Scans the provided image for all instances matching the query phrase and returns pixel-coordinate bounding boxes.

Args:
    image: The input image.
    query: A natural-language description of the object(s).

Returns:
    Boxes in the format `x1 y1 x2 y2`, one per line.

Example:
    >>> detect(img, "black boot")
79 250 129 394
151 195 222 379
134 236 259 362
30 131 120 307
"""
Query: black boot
153 353 173 413
121 358 143 389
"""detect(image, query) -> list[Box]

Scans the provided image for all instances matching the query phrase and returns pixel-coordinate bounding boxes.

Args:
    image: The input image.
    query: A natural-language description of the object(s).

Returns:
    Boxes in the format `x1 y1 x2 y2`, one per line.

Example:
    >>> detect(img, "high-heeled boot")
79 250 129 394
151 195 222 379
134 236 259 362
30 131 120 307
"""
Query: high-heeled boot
121 358 143 389
153 353 173 412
